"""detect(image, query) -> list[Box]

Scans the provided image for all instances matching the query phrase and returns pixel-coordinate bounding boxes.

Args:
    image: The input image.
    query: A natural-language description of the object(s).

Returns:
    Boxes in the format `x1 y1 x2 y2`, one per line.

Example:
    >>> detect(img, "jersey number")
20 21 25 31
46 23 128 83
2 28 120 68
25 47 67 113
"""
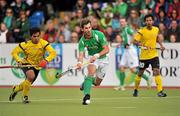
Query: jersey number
139 62 145 68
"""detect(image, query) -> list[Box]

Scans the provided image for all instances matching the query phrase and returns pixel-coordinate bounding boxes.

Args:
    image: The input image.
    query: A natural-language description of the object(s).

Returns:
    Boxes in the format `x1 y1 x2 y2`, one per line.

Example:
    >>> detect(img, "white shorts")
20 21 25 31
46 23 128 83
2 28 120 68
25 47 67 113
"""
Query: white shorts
120 46 139 68
87 56 109 79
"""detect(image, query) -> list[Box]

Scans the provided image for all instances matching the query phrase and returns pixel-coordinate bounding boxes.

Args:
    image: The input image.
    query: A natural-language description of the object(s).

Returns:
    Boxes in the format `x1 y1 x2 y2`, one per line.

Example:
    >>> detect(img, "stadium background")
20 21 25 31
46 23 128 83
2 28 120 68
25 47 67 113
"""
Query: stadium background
0 1 180 116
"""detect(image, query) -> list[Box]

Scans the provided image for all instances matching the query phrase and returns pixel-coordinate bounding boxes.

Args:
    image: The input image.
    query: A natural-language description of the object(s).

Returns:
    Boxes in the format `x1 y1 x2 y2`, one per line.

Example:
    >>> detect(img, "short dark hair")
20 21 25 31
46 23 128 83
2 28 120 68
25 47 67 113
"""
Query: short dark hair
144 14 154 21
30 27 41 36
80 17 91 28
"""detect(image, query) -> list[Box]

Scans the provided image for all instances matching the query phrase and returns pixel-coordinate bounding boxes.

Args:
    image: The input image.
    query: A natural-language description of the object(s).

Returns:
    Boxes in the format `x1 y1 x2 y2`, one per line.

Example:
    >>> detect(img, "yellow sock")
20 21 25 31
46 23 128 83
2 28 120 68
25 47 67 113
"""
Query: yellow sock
14 81 25 92
155 75 163 92
22 80 31 97
134 75 142 90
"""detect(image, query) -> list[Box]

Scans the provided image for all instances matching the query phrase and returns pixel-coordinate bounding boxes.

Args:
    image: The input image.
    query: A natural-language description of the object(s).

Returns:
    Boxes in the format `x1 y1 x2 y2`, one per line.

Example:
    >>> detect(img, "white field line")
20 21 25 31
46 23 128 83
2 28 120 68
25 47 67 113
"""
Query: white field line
112 107 136 109
0 96 180 103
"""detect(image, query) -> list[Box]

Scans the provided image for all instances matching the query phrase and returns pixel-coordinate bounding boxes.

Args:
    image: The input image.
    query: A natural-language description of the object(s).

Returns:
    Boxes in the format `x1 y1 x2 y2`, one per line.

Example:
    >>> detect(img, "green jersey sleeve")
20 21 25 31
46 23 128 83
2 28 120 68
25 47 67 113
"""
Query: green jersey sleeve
126 26 134 35
98 31 108 46
78 38 85 52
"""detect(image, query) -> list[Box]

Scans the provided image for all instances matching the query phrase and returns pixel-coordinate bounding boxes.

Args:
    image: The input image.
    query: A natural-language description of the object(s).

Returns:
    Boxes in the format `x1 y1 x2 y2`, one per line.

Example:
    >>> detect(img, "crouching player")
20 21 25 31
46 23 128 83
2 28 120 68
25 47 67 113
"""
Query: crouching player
76 17 109 105
9 27 57 103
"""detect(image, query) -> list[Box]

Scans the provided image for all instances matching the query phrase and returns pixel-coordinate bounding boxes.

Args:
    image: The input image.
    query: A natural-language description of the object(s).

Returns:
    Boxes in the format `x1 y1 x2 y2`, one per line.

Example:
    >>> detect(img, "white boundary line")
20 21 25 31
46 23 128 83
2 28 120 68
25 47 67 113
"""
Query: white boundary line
0 96 180 103
112 107 136 109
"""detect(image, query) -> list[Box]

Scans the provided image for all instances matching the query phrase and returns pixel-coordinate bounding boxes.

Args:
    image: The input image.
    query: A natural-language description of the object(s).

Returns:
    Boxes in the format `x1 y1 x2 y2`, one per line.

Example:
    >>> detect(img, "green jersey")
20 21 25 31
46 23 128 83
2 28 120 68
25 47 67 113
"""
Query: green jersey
78 30 108 59
121 25 134 45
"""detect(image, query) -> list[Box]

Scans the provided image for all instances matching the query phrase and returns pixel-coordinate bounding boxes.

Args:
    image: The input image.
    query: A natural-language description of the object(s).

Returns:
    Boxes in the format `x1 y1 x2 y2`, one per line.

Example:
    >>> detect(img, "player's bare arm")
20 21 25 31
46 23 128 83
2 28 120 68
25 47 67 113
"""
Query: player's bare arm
90 45 109 63
77 52 84 69
100 45 109 56
132 39 143 47
157 35 165 51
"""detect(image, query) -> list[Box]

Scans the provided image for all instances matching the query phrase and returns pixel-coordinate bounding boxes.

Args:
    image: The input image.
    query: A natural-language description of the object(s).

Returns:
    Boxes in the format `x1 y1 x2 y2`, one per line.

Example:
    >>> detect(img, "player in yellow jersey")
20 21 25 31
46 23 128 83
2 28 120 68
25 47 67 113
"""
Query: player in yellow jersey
132 14 167 97
9 27 57 103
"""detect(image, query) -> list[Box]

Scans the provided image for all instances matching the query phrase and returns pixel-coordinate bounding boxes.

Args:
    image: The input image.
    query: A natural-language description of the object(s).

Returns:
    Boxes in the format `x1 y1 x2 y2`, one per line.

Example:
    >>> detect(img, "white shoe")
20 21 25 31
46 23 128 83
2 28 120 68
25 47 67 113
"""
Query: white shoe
121 86 125 91
113 86 125 91
113 86 120 91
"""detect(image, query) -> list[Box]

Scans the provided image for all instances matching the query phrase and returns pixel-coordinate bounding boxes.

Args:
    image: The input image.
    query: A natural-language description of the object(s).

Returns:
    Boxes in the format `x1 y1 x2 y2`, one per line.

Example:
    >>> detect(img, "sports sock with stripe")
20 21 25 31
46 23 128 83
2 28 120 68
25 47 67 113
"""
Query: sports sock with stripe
134 75 142 90
155 75 163 92
22 80 31 97
83 76 94 95
118 71 125 86
14 80 25 92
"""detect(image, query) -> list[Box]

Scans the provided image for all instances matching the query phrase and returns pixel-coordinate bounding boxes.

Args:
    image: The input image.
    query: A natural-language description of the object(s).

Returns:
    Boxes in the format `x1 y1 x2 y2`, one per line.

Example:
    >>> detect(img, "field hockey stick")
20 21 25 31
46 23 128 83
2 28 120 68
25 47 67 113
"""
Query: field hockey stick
109 42 121 48
0 65 37 69
55 61 90 79
138 46 161 50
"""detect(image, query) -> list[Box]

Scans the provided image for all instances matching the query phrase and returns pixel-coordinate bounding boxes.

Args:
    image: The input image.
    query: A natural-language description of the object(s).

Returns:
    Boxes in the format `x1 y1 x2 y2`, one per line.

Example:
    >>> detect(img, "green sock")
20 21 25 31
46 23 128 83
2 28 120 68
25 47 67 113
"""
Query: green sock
142 73 149 81
119 71 125 86
134 70 149 81
83 76 94 95
134 70 138 74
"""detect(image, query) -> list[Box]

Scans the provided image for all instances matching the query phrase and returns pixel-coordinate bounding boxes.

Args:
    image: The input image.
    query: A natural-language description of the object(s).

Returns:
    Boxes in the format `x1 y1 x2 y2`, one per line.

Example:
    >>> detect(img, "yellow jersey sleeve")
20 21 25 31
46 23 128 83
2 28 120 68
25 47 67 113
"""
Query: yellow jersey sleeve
43 42 57 62
11 42 27 63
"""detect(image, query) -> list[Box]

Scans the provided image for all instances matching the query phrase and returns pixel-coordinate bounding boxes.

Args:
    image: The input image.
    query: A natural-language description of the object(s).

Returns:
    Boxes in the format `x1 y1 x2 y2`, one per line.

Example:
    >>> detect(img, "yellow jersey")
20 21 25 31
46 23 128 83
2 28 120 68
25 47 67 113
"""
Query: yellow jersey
134 26 159 60
12 39 57 69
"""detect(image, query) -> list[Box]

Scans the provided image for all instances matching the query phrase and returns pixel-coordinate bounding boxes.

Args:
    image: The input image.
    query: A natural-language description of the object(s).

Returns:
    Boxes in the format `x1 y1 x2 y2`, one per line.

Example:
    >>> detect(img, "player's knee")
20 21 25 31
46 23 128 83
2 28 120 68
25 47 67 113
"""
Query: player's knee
26 71 35 82
153 70 160 76
137 69 145 76
26 75 35 82
87 64 96 74
153 68 160 76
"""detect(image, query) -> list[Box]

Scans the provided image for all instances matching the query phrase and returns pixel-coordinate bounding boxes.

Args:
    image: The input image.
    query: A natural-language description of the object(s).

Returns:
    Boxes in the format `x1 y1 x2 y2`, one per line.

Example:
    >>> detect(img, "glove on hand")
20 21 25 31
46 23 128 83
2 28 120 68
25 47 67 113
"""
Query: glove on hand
38 60 48 68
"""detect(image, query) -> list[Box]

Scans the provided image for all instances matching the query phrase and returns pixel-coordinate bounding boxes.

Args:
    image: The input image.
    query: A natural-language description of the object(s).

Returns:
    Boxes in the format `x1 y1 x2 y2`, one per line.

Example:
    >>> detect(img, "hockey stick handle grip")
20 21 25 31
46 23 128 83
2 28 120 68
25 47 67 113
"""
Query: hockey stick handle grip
0 65 37 69
139 46 161 50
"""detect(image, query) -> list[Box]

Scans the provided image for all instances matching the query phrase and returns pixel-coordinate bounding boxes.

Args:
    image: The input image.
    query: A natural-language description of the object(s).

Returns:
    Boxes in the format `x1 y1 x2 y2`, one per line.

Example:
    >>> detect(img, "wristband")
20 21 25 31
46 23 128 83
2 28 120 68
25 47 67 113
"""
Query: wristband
44 59 48 62
94 53 100 58
78 61 82 64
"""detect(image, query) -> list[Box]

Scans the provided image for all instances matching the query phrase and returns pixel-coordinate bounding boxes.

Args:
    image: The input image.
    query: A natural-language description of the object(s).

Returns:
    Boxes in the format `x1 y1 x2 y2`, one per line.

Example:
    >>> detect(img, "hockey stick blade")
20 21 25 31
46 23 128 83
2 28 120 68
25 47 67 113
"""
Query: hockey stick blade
56 68 73 79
